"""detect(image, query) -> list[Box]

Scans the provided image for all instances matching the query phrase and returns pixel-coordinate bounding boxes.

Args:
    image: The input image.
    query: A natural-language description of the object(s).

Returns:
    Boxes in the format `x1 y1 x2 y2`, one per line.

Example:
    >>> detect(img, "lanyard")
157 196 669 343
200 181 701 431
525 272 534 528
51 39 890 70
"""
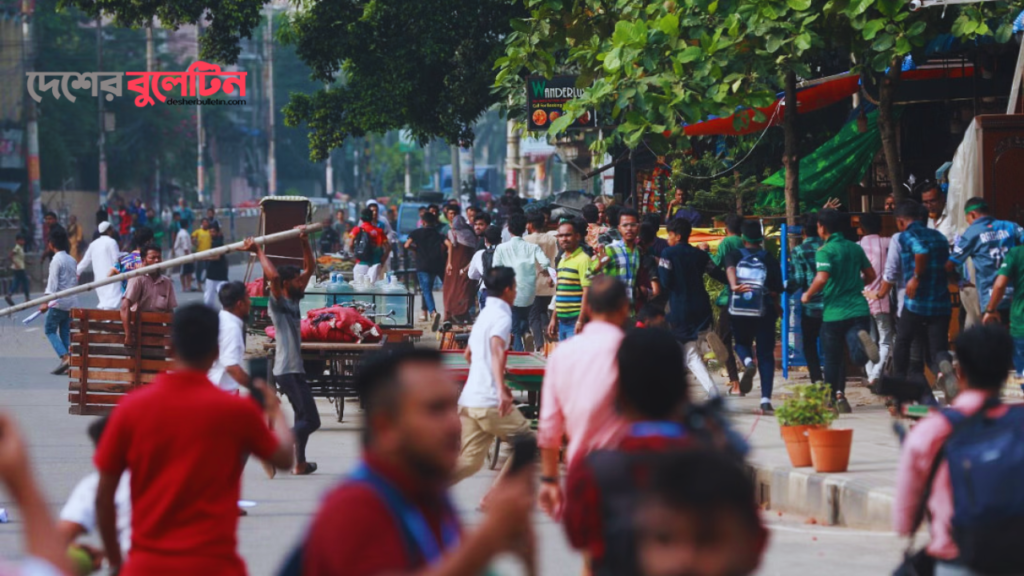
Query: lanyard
350 462 460 564
629 421 686 438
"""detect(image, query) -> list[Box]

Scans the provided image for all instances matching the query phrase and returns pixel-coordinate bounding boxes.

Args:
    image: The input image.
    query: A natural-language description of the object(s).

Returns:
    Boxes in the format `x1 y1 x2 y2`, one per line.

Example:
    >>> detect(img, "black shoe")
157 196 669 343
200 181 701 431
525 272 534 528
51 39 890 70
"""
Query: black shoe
857 330 880 364
51 359 69 375
4 295 13 307
760 402 774 414
739 362 756 395
835 392 852 414
431 312 441 333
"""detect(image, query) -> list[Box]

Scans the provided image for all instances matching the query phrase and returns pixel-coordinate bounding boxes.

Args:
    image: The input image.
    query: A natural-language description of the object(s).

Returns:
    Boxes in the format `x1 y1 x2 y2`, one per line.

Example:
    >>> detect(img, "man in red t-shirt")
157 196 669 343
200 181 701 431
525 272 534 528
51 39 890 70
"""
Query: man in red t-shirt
94 304 295 576
301 348 534 576
561 327 767 576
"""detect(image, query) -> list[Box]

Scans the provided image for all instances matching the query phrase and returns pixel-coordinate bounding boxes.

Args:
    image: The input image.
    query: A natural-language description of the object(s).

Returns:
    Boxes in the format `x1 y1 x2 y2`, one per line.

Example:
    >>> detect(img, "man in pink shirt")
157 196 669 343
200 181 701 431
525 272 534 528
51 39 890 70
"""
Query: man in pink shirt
858 213 892 387
894 324 1012 571
537 276 631 519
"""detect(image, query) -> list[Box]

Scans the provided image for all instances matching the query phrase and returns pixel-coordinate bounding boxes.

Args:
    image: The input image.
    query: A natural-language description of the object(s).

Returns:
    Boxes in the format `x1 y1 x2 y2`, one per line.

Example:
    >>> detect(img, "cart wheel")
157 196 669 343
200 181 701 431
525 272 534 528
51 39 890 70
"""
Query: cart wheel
489 436 501 470
334 395 345 423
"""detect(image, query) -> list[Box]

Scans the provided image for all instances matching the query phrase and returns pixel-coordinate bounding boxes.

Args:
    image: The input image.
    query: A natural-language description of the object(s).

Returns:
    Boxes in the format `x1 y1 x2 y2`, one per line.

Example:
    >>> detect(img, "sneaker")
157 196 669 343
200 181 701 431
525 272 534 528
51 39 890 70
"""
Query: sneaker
938 359 958 402
835 392 852 414
4 295 13 307
857 330 880 364
51 358 69 375
705 332 730 365
739 362 756 395
431 312 441 333
760 402 774 415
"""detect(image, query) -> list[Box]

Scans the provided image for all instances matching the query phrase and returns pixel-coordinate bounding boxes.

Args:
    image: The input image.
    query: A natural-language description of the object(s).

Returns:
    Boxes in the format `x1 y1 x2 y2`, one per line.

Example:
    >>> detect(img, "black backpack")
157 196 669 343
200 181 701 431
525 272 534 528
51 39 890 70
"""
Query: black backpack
481 246 496 275
351 228 375 261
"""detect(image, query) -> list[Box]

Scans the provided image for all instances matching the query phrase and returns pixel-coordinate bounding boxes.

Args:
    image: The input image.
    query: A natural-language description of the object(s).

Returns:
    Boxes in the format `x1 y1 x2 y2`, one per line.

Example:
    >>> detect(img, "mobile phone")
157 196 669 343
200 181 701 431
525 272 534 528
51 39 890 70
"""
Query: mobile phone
508 434 538 475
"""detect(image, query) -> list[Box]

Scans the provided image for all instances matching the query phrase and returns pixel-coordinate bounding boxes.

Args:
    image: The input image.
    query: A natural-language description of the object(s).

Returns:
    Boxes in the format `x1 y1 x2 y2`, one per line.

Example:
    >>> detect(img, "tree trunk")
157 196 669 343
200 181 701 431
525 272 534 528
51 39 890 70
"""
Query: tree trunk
783 69 800 245
877 62 904 202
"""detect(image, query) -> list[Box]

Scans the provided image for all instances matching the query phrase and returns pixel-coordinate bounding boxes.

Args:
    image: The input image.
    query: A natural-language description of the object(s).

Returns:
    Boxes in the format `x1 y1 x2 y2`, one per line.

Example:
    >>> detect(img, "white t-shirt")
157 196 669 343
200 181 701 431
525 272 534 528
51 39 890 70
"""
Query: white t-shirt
208 310 246 393
173 228 192 259
458 297 512 408
59 471 132 554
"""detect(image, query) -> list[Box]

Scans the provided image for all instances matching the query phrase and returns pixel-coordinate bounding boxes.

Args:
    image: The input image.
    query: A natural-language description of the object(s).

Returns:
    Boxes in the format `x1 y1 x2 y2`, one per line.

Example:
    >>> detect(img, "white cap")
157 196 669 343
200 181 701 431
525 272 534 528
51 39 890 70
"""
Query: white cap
98 221 111 233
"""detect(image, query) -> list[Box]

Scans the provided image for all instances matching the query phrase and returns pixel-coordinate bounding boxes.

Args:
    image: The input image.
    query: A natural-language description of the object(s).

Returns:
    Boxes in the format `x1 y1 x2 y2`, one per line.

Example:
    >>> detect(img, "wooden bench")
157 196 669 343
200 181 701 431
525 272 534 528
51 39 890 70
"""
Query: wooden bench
68 309 174 415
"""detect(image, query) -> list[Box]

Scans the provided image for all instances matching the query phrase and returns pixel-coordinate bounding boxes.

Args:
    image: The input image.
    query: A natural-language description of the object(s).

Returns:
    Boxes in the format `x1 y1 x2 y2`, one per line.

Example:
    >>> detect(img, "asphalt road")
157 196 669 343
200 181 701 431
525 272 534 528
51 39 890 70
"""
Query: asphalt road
0 267 904 575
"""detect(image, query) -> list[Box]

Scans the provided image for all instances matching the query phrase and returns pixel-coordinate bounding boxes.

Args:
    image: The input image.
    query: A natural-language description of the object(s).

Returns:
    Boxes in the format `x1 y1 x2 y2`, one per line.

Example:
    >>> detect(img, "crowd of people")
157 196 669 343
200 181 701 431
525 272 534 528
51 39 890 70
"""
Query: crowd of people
10 177 1024 576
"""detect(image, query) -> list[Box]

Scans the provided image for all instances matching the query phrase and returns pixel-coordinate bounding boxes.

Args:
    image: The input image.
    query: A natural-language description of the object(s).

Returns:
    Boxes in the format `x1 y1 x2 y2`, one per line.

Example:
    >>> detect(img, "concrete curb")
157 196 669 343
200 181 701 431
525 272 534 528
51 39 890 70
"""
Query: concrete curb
748 461 894 530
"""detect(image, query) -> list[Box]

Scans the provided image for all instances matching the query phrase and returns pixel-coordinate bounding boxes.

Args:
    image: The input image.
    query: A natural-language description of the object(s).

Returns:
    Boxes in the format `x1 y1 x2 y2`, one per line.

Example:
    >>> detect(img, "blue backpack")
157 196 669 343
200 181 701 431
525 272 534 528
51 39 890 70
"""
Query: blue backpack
940 399 1024 574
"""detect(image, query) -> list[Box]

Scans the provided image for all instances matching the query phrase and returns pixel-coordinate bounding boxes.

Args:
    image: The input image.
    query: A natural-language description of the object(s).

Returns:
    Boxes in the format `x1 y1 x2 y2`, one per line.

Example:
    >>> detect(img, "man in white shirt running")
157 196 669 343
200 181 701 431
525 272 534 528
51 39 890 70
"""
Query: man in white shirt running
452 266 534 489
207 281 278 480
76 222 121 310
492 213 550 351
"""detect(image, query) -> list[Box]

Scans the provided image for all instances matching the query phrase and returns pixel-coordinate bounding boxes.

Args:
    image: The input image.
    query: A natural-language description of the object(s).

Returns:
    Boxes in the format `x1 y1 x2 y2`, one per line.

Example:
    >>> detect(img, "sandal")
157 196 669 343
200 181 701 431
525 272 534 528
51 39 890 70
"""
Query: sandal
293 461 318 476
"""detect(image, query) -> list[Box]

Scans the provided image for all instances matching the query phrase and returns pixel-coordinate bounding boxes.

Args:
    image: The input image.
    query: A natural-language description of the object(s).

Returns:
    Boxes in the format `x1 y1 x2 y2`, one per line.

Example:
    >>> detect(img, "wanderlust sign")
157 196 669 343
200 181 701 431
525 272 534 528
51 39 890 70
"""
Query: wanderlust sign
526 75 596 131
26 60 246 108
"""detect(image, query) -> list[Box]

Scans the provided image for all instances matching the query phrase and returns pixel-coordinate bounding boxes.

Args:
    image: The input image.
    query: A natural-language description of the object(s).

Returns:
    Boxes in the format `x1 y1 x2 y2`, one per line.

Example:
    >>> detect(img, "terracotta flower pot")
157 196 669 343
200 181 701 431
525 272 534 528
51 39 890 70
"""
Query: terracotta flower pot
808 428 854 473
780 425 819 467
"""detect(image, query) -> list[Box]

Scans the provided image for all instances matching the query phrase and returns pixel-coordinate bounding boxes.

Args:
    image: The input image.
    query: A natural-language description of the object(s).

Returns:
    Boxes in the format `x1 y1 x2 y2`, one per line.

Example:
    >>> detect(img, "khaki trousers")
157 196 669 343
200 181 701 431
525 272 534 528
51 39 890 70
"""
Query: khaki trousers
452 405 533 484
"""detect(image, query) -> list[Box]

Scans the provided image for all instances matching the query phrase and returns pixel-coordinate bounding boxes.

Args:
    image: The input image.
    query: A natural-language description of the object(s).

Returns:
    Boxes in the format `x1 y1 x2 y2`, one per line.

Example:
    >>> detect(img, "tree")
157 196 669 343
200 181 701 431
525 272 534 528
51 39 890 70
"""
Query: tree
62 0 525 162
828 0 1019 201
496 0 779 157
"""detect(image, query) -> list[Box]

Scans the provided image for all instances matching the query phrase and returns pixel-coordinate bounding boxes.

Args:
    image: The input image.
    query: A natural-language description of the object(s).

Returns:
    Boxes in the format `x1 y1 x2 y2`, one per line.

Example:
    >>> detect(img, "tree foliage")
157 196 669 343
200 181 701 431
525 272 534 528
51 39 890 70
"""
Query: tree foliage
495 0 833 155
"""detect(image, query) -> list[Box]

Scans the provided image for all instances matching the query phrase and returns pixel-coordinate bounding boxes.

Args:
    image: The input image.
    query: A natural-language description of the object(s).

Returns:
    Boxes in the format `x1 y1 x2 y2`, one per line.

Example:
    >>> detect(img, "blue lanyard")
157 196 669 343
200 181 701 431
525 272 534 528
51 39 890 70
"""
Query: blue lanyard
350 462 460 564
629 421 686 438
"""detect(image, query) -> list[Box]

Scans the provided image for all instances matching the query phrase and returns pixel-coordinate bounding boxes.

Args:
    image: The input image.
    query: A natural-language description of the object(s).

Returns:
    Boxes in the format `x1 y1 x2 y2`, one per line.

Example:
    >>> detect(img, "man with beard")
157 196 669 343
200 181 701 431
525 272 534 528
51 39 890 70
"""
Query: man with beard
244 228 320 475
120 244 177 348
300 348 536 576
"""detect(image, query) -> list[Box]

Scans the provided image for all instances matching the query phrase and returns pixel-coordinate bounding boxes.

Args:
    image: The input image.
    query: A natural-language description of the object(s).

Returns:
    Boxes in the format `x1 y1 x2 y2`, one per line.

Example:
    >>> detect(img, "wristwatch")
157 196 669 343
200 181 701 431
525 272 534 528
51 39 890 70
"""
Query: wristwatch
540 475 559 484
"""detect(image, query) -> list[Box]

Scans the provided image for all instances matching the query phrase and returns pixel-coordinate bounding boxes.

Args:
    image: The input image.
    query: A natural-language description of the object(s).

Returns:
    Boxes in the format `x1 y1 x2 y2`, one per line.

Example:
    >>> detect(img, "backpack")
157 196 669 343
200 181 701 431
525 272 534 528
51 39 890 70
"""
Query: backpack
481 246 496 275
940 400 1024 574
728 248 768 317
352 227 375 261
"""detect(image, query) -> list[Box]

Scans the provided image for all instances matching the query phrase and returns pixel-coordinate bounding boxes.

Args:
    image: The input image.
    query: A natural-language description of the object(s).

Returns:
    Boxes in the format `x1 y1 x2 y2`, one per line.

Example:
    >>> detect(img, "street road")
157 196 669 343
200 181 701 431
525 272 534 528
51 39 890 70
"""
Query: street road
0 269 904 575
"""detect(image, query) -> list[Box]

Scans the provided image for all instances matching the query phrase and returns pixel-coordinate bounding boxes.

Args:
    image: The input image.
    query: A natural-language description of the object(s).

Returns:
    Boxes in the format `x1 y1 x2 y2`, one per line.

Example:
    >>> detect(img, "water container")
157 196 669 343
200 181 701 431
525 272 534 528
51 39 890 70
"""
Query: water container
728 249 768 317
381 276 409 326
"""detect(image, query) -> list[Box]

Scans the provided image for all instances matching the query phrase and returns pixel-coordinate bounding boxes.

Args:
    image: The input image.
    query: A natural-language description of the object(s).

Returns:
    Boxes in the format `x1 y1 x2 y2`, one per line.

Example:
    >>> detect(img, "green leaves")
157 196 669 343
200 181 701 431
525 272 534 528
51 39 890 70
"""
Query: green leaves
657 13 680 36
862 19 885 40
787 0 812 11
678 45 703 62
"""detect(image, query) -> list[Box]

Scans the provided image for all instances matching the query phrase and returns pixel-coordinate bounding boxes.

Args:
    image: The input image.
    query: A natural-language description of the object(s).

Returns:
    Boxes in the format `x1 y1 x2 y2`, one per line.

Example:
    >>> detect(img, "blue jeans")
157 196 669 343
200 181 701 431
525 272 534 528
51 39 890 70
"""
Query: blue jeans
821 315 872 396
8 270 28 300
479 289 487 311
45 308 71 358
1013 337 1024 377
558 318 577 341
416 271 439 314
511 305 531 352
732 311 777 399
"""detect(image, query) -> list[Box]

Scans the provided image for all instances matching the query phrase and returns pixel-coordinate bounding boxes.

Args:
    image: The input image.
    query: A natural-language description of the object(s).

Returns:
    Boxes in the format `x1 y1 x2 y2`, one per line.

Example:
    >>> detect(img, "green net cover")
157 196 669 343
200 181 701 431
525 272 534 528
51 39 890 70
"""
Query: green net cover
757 109 882 211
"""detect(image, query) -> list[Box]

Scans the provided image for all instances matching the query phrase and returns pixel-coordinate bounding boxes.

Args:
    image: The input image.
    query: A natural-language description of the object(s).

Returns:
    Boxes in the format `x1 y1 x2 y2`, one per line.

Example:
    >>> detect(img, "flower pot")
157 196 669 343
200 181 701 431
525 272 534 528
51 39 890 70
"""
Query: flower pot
780 425 819 468
808 428 853 473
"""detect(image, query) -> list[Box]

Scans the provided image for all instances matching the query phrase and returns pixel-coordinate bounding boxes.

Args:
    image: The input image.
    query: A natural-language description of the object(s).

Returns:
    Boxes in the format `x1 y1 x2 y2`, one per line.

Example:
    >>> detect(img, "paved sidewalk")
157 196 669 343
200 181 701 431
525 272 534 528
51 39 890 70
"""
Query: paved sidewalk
727 384 901 530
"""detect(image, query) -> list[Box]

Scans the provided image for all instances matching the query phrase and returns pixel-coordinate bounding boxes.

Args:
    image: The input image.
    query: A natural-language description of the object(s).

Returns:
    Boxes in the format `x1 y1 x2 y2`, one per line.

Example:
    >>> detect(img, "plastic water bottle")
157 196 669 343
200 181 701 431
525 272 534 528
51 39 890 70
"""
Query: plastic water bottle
382 276 409 326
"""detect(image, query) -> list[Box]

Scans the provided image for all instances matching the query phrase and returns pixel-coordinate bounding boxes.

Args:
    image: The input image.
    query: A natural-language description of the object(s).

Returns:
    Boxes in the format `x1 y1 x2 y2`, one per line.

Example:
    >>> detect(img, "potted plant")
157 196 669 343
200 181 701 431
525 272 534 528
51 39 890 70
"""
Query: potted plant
808 425 854 473
775 383 837 468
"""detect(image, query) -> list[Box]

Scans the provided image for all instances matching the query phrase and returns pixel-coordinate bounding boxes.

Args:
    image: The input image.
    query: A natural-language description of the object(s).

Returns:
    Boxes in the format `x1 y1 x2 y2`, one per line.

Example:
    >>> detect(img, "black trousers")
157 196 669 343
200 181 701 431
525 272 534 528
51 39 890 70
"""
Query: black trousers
529 296 553 352
893 309 951 394
801 312 824 384
275 373 321 463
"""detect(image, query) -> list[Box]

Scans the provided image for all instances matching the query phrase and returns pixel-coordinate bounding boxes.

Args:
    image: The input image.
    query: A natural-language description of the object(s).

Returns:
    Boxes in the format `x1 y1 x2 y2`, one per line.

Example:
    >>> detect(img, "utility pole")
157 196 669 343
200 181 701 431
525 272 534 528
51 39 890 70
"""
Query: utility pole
450 144 460 198
147 19 160 209
22 0 42 251
196 20 205 206
265 6 276 197
506 119 520 192
97 17 108 208
324 84 333 199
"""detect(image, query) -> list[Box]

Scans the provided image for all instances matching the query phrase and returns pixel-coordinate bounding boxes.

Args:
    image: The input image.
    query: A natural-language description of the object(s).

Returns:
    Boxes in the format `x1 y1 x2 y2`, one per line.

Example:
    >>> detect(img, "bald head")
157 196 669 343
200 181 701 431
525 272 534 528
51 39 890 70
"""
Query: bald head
586 276 630 326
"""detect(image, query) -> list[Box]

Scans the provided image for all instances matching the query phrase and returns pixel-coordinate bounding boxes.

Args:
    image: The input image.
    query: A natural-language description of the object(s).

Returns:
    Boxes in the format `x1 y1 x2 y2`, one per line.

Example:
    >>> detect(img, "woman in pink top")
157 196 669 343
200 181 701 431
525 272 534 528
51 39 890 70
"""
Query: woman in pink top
858 213 892 386
893 325 1012 574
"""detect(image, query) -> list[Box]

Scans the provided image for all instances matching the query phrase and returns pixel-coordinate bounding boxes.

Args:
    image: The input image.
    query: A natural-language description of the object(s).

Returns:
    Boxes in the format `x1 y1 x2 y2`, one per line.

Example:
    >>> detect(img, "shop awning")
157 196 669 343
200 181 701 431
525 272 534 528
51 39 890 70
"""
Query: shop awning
683 67 973 137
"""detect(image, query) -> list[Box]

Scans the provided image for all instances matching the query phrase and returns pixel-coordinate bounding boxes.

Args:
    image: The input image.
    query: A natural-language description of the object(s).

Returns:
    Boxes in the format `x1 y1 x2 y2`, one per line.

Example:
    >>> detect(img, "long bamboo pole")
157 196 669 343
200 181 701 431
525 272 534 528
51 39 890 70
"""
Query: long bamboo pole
0 222 324 319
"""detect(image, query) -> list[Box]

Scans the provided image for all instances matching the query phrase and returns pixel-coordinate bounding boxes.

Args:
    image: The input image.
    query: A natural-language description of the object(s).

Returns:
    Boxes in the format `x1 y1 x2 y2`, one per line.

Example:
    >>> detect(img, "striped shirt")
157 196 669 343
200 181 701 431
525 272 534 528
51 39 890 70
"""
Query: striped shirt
556 248 593 320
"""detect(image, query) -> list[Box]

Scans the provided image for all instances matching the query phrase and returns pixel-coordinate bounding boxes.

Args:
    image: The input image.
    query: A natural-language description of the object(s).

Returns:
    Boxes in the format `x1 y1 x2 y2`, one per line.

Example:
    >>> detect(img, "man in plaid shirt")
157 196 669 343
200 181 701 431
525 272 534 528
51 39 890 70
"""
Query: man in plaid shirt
593 208 641 305
891 200 953 400
788 213 825 383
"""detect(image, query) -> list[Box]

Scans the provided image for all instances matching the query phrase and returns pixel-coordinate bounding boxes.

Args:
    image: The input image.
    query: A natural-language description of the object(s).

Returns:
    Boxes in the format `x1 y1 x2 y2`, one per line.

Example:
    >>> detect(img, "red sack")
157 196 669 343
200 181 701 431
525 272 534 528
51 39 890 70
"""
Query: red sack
266 306 383 343
247 278 266 297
